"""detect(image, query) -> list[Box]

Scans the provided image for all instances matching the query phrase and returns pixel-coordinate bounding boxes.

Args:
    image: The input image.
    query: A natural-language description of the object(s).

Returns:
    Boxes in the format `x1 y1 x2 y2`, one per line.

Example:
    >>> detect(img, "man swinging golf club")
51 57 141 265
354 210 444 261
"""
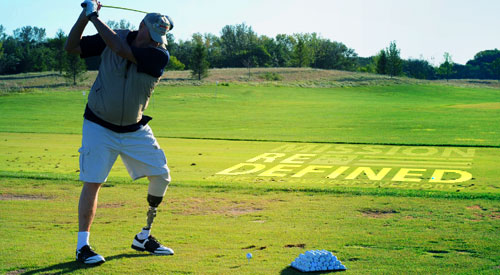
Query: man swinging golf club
65 0 174 265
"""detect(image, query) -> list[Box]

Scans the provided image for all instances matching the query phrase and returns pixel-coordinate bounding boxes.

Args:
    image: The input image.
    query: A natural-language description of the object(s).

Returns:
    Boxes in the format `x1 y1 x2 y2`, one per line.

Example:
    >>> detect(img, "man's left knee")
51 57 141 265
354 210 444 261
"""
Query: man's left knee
147 194 163 208
147 174 170 198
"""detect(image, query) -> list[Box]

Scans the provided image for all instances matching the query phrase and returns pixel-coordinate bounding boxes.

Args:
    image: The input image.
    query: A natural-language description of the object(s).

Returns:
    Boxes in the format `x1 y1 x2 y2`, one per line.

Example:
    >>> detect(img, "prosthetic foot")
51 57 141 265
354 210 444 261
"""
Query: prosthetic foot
131 193 174 255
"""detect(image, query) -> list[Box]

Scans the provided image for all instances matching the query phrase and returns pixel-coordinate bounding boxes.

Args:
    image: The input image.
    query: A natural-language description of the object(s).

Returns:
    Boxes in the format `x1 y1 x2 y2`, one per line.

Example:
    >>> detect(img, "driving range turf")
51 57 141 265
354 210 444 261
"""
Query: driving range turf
1 82 499 274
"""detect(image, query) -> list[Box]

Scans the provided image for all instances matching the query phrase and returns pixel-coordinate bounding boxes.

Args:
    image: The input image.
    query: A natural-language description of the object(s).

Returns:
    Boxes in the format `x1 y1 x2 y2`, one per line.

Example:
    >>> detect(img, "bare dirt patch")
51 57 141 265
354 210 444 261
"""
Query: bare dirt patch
449 102 500 110
5 269 28 275
467 205 486 211
427 249 450 254
489 212 500 219
99 202 125 208
358 208 399 218
426 249 450 258
0 194 51 200
168 197 264 216
241 245 267 250
285 244 306 248
452 249 476 255
466 205 499 220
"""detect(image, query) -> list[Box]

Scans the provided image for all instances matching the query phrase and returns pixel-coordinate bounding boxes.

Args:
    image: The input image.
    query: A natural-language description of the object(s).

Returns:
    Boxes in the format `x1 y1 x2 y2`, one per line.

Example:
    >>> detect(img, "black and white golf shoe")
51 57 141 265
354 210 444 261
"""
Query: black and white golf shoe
131 235 174 255
76 245 105 265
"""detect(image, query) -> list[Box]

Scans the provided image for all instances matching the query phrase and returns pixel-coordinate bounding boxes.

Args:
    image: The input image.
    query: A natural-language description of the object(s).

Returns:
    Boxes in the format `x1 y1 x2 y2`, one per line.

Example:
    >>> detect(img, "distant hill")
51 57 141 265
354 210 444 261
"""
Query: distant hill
1 68 499 93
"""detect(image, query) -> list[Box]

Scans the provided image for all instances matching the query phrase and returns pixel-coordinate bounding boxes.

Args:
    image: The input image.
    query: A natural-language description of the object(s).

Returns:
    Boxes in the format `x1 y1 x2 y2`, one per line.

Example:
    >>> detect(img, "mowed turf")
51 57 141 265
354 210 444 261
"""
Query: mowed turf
1 133 499 197
1 178 500 274
1 83 500 274
0 84 499 146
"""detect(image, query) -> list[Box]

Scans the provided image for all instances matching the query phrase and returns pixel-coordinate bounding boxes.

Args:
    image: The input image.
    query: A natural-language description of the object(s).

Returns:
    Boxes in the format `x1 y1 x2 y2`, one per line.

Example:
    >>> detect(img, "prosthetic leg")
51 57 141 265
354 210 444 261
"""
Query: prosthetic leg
131 174 174 255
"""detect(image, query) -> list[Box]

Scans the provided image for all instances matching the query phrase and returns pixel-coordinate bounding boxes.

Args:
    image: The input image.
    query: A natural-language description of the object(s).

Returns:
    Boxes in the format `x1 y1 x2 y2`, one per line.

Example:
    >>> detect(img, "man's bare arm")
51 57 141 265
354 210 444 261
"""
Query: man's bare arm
65 11 89 55
89 16 138 64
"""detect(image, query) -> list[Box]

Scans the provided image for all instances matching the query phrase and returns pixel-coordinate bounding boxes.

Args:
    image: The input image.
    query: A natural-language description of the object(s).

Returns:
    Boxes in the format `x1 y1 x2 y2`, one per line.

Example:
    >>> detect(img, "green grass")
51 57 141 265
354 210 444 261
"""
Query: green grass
1 132 499 196
1 84 499 146
1 81 500 274
1 178 500 274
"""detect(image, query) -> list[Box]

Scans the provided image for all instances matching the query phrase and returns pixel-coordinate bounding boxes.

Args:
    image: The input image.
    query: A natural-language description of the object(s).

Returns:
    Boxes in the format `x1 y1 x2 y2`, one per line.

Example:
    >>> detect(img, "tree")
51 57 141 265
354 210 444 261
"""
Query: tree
47 29 67 74
468 49 500 66
465 49 500 79
166 56 185 71
241 54 255 80
271 34 294 67
64 54 87 85
204 33 223 68
219 23 258 67
166 33 176 53
386 41 402 77
0 41 3 64
438 52 455 81
174 39 193 70
0 25 6 41
356 56 376 73
376 50 388 75
9 26 49 73
0 36 21 74
291 35 311 67
0 25 5 60
30 47 53 72
258 35 276 67
107 19 135 30
403 58 436 79
13 26 46 45
190 34 209 80
491 58 500 81
312 39 357 70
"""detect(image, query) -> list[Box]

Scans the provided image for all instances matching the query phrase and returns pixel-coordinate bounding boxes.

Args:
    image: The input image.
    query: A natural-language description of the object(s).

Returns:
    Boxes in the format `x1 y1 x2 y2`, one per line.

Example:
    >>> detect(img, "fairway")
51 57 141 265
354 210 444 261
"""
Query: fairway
1 84 499 146
1 133 499 196
1 83 500 274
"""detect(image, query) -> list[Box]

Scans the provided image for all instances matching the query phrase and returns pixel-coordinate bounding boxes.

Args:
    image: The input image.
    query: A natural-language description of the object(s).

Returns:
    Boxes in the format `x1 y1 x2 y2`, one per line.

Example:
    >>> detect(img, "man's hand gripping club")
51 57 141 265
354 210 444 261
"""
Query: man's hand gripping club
81 0 102 20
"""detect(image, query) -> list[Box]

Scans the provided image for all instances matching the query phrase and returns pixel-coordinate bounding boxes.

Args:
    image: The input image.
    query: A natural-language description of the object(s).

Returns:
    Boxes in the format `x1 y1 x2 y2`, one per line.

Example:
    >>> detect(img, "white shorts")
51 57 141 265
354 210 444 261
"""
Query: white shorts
79 119 170 183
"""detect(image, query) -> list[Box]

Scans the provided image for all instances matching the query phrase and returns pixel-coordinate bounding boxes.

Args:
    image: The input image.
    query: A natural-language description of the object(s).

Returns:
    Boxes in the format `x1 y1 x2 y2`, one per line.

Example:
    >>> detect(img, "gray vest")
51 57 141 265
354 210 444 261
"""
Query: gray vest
87 30 160 126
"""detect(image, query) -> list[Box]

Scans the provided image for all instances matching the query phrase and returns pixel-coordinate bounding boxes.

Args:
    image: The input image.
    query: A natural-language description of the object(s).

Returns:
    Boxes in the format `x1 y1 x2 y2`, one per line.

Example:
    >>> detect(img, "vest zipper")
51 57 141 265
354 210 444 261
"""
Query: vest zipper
120 61 132 126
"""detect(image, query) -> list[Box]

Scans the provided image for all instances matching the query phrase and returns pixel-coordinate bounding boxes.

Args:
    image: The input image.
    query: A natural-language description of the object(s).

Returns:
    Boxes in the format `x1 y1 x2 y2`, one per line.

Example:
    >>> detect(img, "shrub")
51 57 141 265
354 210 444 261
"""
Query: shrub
166 56 185 71
261 72 283 81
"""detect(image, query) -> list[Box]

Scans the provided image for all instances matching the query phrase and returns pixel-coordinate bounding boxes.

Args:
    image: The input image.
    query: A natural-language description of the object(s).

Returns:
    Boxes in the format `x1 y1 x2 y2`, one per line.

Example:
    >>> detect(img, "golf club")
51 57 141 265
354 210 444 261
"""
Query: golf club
101 5 148 14
81 3 148 14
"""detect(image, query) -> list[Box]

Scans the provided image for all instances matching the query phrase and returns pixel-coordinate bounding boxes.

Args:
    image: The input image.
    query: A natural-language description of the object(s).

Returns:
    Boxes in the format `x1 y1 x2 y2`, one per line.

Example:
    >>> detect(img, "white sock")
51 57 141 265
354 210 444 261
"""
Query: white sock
137 228 150 240
77 231 90 250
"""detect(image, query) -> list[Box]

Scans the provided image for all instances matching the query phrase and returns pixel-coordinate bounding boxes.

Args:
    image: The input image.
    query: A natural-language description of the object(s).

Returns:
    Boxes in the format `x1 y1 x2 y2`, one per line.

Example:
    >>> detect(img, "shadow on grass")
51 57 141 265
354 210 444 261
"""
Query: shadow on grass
0 73 60 80
1 83 69 93
280 266 345 274
21 83 69 89
160 78 192 82
21 253 149 274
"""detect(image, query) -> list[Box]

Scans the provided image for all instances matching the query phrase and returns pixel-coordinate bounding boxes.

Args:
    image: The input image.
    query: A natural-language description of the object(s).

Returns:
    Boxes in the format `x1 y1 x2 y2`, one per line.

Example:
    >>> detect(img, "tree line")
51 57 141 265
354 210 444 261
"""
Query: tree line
1 23 499 82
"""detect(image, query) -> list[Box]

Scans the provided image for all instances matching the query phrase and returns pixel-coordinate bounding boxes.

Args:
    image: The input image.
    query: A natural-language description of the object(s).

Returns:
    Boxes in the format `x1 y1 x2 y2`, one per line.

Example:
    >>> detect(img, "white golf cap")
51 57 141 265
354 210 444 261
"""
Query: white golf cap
143 13 174 45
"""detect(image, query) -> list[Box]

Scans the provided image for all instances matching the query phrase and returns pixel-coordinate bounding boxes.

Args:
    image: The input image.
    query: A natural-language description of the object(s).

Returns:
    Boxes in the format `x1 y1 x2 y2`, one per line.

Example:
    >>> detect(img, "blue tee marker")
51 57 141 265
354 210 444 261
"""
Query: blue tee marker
246 252 252 263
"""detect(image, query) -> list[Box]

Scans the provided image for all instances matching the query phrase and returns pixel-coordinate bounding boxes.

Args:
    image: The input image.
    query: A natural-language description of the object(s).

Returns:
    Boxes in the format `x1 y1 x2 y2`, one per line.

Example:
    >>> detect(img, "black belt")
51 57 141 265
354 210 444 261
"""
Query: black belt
84 104 152 133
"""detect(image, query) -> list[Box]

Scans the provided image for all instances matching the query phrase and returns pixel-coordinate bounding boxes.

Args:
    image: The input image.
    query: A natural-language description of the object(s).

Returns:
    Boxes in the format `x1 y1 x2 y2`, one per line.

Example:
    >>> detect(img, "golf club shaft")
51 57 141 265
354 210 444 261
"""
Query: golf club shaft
101 5 148 14
81 3 148 14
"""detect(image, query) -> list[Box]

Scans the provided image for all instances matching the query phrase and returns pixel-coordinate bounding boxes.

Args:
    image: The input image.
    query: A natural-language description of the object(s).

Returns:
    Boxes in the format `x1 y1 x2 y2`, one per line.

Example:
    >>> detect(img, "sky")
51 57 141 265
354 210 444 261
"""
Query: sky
1 0 499 65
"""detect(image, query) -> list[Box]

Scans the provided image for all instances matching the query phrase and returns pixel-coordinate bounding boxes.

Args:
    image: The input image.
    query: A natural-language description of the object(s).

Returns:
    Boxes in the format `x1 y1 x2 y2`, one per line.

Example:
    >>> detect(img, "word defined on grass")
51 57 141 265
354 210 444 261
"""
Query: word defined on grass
217 143 477 191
